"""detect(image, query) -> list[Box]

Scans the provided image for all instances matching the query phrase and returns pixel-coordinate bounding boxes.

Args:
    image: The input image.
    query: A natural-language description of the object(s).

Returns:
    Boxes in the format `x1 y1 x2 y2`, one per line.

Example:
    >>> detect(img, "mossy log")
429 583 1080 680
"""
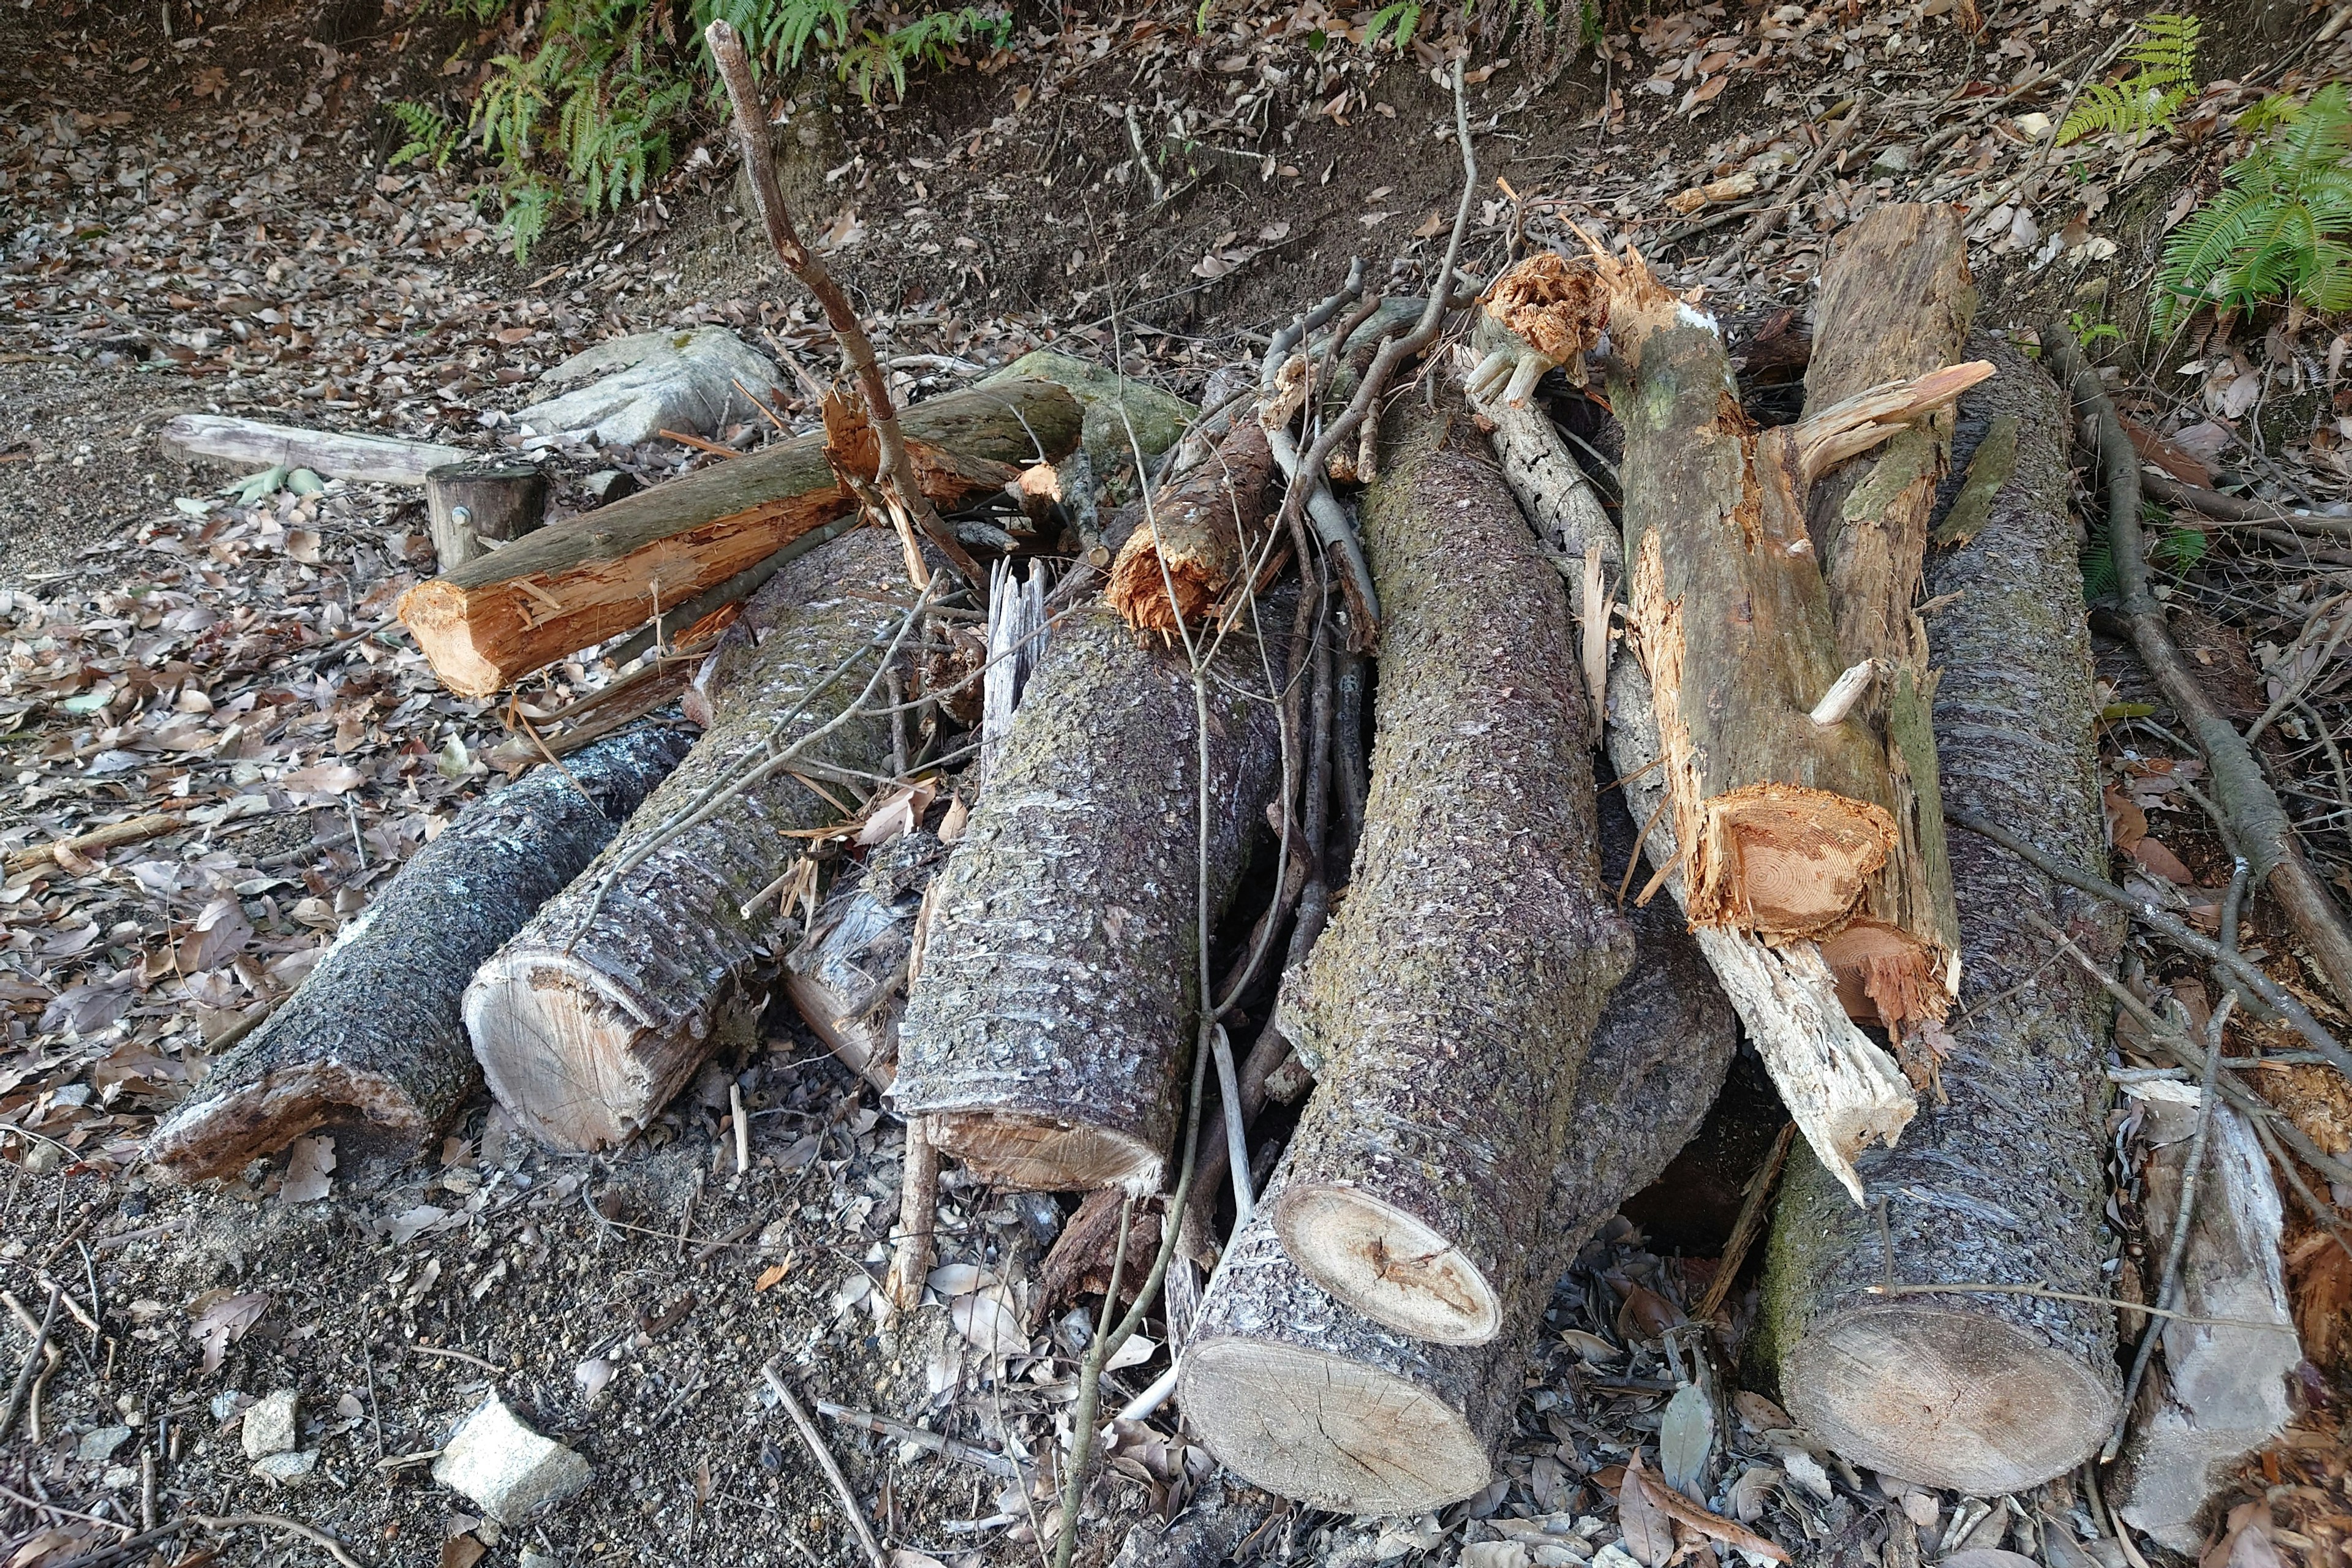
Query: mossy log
398 380 1080 698
891 590 1293 1194
464 529 907 1150
1270 404 1632 1346
145 721 695 1180
1758 338 2126 1496
1178 794 1736 1511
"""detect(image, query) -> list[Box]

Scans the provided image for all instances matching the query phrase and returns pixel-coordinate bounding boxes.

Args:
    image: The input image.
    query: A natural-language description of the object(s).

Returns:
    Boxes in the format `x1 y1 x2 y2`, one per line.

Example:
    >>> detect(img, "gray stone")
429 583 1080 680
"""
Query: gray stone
985 350 1196 479
252 1450 317 1485
519 328 786 448
77 1425 133 1464
241 1390 298 1460
2111 1100 2300 1554
432 1393 592 1523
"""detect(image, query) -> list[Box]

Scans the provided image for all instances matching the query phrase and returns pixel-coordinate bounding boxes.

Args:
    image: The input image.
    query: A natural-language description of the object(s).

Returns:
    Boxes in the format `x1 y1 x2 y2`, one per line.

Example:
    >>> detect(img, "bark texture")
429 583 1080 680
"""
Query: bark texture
1272 404 1632 1346
398 380 1080 697
465 529 907 1150
891 590 1292 1194
158 413 466 484
426 459 549 571
1759 338 2125 1496
146 720 694 1180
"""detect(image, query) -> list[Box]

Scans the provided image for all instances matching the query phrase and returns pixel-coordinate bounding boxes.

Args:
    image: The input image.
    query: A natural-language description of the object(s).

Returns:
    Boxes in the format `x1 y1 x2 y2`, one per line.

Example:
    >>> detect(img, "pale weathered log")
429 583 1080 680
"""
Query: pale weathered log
1759 338 2127 1496
464 529 907 1150
1467 335 1916 1204
1270 404 1631 1346
780 831 948 1090
158 413 467 484
398 380 1080 698
891 592 1293 1194
2109 1098 2299 1554
145 720 694 1180
426 459 550 570
1178 809 1736 1510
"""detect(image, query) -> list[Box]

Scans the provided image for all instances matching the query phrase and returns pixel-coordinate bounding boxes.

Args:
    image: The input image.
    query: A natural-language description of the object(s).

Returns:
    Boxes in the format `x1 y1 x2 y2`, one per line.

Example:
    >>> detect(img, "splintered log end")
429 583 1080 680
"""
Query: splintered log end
1104 538 1219 633
1176 1338 1494 1513
1781 1303 2120 1495
1689 782 1896 937
1817 919 1953 1030
147 1062 433 1182
1272 1184 1503 1345
1479 253 1607 372
395 579 507 700
465 955 670 1153
922 1110 1163 1195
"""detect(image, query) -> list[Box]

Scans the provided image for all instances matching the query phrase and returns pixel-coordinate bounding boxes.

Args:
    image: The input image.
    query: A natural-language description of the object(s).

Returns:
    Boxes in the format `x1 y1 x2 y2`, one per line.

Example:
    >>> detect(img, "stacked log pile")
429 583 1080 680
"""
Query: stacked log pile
141 190 2329 1551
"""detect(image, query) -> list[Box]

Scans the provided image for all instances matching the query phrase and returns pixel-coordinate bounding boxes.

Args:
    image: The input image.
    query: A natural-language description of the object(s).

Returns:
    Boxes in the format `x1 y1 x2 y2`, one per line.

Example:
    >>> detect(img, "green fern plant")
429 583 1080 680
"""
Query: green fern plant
387 100 464 172
2081 502 2208 601
2154 83 2352 332
1364 0 1423 50
2059 12 2200 145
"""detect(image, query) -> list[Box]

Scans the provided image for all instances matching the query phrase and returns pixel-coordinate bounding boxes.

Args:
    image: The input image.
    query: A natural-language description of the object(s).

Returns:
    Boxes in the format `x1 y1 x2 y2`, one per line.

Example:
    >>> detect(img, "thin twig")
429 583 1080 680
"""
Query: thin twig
1861 1280 2295 1330
761 1361 891 1568
192 1512 368 1568
814 1401 1023 1480
882 1123 941 1316
1 1281 59 1441
1694 1123 1793 1322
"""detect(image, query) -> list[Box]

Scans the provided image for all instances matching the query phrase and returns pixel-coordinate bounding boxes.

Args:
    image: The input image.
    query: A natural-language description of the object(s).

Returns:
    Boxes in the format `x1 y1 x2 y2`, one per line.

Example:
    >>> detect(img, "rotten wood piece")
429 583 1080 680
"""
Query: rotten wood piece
892 594 1293 1194
1178 801 1737 1510
780 831 948 1090
465 529 907 1151
1271 404 1632 1346
425 459 550 570
1759 338 2127 1496
1104 421 1280 633
145 720 695 1180
397 380 1080 698
158 414 466 485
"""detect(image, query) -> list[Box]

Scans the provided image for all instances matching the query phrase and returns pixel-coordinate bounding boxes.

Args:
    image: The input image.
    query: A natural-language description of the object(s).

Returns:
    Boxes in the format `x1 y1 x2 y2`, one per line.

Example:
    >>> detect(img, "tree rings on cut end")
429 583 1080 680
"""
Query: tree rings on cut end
1816 918 1951 1028
1690 781 1896 938
922 1110 1163 1195
1175 1338 1494 1514
1272 1184 1503 1346
1782 1302 2119 1496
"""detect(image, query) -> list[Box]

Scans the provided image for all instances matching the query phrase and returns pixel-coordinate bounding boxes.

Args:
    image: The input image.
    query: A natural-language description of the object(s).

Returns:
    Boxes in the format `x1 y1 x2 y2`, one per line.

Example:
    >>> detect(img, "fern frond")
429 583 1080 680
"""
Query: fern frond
2060 11 2199 145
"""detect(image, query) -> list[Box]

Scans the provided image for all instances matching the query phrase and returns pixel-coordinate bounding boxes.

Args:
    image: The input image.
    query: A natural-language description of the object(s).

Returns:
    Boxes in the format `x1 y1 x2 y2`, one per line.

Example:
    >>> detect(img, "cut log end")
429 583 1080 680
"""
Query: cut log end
1816 918 1951 1028
1175 1338 1493 1515
464 957 662 1152
146 1061 429 1182
922 1110 1163 1196
1273 1185 1502 1346
1782 1302 2121 1495
1104 551 1219 633
392 580 502 699
1691 782 1896 936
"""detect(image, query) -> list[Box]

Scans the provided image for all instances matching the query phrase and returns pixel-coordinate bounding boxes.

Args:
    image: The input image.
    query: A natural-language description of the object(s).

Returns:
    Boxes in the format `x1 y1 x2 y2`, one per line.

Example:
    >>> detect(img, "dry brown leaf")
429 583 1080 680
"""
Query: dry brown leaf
187 1288 271 1374
2130 835 2198 886
1617 1455 1677 1567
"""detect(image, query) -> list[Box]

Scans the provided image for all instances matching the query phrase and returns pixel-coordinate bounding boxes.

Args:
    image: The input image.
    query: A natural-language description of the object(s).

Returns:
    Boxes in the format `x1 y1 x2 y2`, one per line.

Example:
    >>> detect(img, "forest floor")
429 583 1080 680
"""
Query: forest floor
5 0 2352 1565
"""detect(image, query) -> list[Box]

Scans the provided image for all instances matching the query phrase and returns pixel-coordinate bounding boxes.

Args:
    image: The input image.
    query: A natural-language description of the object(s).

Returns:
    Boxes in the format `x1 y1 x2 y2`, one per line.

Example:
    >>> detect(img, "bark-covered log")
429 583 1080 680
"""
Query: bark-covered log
1758 337 2126 1496
1104 421 1278 633
464 529 907 1150
1178 810 1736 1510
1270 404 1632 1346
1467 335 1916 1204
398 380 1080 698
145 721 695 1180
780 831 948 1090
891 591 1292 1194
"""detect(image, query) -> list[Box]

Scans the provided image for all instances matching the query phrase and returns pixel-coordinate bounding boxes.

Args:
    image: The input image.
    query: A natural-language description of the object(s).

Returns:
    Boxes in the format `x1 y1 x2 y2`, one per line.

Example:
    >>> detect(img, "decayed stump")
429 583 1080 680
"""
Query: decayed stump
1271 404 1632 1345
398 380 1079 697
1179 796 1737 1511
466 529 906 1150
1759 338 2127 1496
891 592 1292 1194
146 721 695 1179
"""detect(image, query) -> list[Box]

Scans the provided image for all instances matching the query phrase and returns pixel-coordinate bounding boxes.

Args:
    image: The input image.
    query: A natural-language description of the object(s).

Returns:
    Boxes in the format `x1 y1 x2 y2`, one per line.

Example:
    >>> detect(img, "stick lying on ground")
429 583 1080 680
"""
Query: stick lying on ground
466 529 906 1150
146 720 695 1180
893 589 1292 1194
1272 401 1630 1346
1760 337 2126 1496
397 380 1079 698
1181 790 1737 1512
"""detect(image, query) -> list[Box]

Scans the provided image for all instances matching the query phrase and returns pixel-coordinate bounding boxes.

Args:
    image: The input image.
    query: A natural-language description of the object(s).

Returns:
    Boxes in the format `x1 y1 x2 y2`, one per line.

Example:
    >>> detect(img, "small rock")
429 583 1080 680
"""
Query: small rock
518 328 783 447
519 1551 559 1568
241 1390 298 1460
1869 143 1915 175
77 1426 133 1464
101 1465 141 1491
432 1393 592 1523
252 1449 317 1485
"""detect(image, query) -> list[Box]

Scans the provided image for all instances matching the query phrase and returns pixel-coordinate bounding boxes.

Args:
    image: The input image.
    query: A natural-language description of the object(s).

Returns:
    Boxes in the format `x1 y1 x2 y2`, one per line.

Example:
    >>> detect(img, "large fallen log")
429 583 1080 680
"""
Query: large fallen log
1270 404 1631 1346
1758 337 2127 1496
464 528 907 1150
891 590 1293 1194
1178 793 1737 1511
397 379 1080 698
145 720 695 1180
